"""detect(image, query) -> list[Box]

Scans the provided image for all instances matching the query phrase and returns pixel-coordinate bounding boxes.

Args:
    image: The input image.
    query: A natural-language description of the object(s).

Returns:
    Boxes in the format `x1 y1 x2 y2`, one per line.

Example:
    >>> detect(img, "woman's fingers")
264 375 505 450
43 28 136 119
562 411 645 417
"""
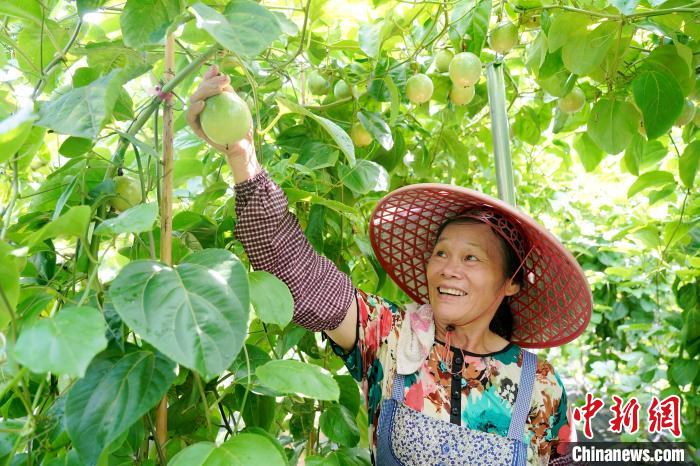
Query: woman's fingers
189 74 231 104
204 64 219 79
186 100 206 130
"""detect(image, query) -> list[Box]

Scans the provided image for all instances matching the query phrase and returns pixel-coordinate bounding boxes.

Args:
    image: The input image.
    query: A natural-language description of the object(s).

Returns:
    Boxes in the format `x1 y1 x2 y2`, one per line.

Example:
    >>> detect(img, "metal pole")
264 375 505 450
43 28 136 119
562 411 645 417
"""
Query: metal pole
486 61 517 206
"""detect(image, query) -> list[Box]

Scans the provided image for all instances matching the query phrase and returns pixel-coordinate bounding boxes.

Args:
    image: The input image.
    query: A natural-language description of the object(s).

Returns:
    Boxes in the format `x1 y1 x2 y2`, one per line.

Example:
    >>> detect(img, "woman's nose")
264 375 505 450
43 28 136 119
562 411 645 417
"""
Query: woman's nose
439 258 462 278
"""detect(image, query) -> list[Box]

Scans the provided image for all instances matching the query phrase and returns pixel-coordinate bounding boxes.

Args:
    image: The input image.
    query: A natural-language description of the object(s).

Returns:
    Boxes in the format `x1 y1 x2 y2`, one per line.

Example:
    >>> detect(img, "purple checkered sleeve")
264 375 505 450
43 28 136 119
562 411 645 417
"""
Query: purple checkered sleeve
233 168 355 331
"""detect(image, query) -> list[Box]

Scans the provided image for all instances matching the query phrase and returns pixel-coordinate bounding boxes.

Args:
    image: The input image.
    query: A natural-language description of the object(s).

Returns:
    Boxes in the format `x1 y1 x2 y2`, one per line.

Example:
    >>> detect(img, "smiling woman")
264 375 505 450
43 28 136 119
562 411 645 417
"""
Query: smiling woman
187 66 593 466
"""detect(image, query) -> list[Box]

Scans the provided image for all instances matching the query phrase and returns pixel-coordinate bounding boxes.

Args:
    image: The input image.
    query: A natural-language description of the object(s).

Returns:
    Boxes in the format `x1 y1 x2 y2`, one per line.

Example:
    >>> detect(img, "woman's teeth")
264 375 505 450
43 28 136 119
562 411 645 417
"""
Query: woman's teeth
438 287 467 296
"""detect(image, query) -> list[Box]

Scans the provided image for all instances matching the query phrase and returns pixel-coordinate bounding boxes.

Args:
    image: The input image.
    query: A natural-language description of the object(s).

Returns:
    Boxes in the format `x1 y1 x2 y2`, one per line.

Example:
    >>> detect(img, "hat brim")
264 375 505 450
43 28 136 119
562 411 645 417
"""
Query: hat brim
369 183 592 349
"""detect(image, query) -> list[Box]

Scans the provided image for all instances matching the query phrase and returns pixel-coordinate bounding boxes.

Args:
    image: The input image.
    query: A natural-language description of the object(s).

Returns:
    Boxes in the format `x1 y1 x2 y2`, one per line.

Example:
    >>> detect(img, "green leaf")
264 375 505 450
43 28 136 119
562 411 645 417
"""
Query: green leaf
0 242 22 330
669 358 700 386
573 132 604 172
58 137 94 158
631 68 684 139
0 106 36 164
610 0 639 14
256 359 339 400
384 76 400 126
170 434 287 466
562 21 617 76
77 0 106 16
24 205 92 247
190 1 281 58
229 344 272 384
108 249 249 381
337 160 389 195
587 98 640 154
646 45 694 96
358 21 382 58
95 203 157 237
277 97 355 165
335 374 361 413
36 69 124 139
248 271 293 327
319 404 360 447
14 306 107 378
465 0 492 56
284 188 360 215
120 0 183 49
66 350 175 465
627 170 675 198
526 32 547 73
298 142 339 170
679 140 700 188
547 13 588 53
0 0 41 23
358 111 393 151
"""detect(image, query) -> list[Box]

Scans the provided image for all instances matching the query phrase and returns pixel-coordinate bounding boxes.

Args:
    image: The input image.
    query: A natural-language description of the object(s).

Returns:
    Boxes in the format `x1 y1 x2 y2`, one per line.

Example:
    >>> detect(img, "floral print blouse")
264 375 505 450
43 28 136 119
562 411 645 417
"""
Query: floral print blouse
328 289 576 466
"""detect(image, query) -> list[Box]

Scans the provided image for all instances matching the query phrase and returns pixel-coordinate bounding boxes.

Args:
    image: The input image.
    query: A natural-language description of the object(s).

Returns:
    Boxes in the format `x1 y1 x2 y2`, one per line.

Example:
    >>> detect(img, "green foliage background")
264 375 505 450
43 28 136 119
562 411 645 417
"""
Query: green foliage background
0 0 698 464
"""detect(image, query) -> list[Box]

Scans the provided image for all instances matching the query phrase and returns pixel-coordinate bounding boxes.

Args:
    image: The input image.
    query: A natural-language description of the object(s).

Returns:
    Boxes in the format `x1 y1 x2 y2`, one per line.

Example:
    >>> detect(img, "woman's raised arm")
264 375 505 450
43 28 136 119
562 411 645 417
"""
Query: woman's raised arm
187 65 358 352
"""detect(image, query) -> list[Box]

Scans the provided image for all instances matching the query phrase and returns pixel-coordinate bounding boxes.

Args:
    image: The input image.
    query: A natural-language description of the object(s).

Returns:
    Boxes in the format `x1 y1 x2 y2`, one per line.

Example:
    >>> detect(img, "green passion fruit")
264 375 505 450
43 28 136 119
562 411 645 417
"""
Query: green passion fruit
406 74 434 104
449 52 481 87
308 72 330 95
334 80 354 99
200 92 253 146
434 50 454 73
110 176 141 212
557 87 586 114
449 85 475 105
350 123 372 147
489 21 518 54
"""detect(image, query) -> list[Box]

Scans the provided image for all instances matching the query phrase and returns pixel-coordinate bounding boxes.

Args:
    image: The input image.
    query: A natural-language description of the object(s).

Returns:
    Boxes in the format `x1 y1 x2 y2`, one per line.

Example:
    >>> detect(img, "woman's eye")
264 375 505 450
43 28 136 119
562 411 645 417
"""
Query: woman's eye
435 250 446 257
465 255 478 261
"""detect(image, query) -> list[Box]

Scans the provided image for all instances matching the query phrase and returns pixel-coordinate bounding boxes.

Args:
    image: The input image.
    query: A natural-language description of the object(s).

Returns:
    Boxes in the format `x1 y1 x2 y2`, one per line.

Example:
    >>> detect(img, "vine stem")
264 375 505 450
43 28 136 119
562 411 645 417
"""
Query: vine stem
154 32 176 461
32 18 83 99
0 156 19 241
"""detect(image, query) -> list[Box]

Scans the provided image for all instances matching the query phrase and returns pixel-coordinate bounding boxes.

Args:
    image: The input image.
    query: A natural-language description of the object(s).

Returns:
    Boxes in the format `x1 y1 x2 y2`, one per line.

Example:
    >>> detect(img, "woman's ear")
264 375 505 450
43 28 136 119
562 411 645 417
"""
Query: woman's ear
505 280 520 297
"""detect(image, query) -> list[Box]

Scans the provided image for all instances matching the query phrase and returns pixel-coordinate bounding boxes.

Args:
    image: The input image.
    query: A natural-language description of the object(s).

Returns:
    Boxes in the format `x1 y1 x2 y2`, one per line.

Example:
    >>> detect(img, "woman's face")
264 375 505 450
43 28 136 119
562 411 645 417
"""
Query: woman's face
426 222 520 328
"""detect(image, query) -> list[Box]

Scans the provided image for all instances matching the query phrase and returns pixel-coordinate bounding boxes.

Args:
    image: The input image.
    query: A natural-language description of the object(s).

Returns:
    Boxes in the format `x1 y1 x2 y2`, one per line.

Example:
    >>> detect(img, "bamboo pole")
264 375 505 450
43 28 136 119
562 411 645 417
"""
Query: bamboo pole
155 33 176 459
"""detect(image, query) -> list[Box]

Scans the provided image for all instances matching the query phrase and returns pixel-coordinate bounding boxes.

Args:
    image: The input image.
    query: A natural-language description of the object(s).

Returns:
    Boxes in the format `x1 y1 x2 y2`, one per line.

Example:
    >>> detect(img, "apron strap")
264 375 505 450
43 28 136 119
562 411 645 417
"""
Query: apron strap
507 350 537 443
391 373 406 402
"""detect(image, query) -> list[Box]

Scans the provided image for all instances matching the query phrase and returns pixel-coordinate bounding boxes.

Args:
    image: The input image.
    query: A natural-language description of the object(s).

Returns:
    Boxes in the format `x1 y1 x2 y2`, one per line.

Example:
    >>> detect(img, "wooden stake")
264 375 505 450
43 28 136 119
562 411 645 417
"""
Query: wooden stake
156 33 176 459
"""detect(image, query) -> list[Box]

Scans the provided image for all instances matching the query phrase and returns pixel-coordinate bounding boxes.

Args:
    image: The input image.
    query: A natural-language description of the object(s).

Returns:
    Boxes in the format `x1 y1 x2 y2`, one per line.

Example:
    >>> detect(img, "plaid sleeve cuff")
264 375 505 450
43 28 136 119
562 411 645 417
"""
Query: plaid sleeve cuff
233 167 270 204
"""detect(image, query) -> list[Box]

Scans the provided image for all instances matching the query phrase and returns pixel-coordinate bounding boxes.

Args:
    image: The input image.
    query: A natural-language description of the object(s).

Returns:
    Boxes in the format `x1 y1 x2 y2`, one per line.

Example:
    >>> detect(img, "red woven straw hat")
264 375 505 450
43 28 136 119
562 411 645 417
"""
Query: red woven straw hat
369 184 592 348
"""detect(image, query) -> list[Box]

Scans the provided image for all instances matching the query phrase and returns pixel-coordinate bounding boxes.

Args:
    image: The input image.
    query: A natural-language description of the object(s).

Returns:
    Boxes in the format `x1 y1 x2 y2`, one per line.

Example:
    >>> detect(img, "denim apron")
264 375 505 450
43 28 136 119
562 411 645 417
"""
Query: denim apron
375 350 538 466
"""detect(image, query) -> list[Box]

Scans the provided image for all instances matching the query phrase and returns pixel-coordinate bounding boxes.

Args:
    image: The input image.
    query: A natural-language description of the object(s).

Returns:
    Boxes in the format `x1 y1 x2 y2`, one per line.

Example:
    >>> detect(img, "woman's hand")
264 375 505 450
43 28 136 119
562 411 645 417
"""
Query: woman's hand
186 65 255 162
187 65 259 183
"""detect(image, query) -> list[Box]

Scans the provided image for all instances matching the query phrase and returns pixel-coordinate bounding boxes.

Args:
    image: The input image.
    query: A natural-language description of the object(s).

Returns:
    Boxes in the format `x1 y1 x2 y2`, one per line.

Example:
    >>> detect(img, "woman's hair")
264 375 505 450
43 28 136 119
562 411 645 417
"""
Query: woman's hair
434 216 524 341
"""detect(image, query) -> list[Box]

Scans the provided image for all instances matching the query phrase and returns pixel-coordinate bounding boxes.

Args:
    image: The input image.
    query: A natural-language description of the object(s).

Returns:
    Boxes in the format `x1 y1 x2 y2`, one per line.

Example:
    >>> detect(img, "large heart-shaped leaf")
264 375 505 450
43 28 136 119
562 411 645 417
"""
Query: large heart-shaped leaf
108 249 249 380
248 271 293 327
14 306 107 378
120 0 183 49
169 434 287 466
256 359 339 401
319 404 360 447
36 69 124 139
562 21 616 76
190 2 281 58
587 98 640 154
65 350 175 465
632 67 684 140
